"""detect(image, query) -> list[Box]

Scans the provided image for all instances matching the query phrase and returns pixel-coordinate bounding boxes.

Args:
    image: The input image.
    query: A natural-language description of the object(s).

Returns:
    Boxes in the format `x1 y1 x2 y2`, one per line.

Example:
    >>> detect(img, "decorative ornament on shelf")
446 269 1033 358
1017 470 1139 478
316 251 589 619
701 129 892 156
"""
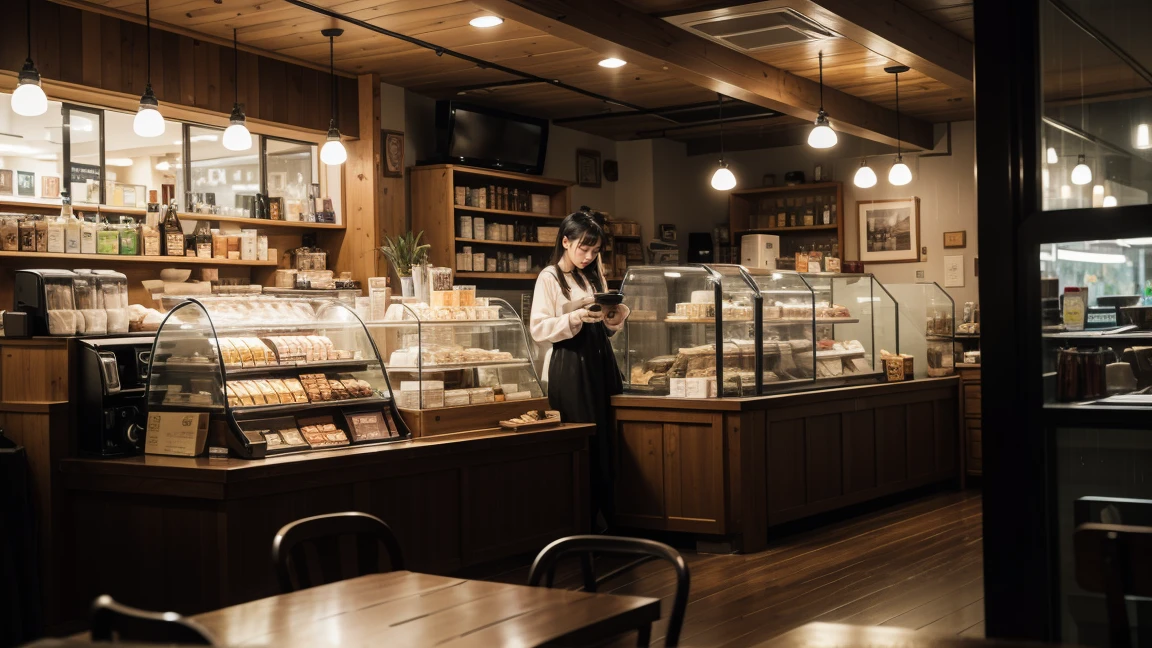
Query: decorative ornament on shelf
222 29 253 152
133 0 165 137
807 52 837 149
885 64 912 186
319 28 348 166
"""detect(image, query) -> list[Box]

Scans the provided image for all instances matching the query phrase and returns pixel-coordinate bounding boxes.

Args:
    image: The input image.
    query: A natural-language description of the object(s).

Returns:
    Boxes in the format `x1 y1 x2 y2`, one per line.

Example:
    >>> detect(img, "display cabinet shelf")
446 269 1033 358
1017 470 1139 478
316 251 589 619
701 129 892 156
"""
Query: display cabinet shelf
455 238 552 248
453 206 562 220
0 250 278 266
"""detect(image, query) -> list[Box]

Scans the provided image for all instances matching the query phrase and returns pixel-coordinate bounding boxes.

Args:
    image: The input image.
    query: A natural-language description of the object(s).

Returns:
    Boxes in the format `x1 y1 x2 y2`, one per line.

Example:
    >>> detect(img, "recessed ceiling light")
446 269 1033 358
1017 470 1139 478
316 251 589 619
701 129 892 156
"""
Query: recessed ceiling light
469 15 503 28
106 158 134 167
598 58 626 68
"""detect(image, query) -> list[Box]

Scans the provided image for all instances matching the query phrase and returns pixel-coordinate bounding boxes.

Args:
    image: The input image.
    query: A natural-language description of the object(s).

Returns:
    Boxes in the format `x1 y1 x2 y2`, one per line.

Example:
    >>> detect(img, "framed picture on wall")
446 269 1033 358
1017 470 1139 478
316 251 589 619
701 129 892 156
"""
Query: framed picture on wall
41 176 60 199
0 170 12 195
857 197 921 263
382 130 404 178
17 171 35 197
268 172 287 193
576 149 601 188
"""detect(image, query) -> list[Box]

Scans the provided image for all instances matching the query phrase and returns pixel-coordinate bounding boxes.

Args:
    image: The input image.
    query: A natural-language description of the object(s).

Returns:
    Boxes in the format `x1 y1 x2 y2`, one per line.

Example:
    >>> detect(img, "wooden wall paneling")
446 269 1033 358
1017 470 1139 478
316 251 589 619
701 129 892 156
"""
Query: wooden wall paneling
1 341 72 403
934 395 960 480
340 77 359 140
614 420 665 527
159 30 181 109
875 405 909 485
100 14 122 92
906 401 937 480
245 48 260 124
663 414 725 533
355 470 463 574
461 452 579 565
409 167 455 274
206 40 222 114
82 9 103 87
58 6 84 85
841 409 877 495
333 73 382 286
766 418 805 519
804 413 843 504
729 411 767 552
33 1 62 83
285 64 304 127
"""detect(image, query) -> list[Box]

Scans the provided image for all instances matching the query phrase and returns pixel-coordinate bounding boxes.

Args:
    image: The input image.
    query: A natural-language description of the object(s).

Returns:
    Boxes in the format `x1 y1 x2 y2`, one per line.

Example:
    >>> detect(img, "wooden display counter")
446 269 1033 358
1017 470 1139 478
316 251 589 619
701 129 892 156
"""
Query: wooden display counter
611 377 961 553
53 424 591 630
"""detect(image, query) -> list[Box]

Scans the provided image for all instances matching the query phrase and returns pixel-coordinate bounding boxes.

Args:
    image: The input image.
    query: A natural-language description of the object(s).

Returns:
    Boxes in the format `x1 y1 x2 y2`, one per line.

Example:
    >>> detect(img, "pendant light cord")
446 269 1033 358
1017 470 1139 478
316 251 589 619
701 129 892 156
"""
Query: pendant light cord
894 71 901 158
329 35 338 130
717 92 725 163
818 51 824 112
233 28 239 107
145 0 151 85
25 0 32 61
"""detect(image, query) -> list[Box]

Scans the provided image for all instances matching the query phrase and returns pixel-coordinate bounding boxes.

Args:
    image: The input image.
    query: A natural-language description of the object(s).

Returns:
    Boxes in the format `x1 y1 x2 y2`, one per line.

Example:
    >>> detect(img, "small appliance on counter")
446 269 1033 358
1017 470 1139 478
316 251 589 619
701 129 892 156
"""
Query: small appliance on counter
647 240 679 265
78 335 155 457
741 234 780 270
13 269 78 336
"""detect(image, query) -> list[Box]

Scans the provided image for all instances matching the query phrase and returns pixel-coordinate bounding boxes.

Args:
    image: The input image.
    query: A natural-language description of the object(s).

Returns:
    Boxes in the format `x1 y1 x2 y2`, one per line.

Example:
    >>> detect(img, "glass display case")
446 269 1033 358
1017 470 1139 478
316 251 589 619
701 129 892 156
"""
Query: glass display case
747 269 817 391
365 296 547 437
147 298 406 459
800 273 898 383
886 282 955 379
614 264 762 397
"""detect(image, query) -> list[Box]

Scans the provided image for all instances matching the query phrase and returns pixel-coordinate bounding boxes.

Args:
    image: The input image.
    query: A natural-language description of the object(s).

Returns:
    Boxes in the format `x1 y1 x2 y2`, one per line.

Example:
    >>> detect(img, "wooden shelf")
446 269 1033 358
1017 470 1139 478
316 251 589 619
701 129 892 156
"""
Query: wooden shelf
730 182 842 196
612 234 641 240
454 272 538 280
0 250 279 266
454 205 562 220
456 238 552 248
178 213 345 230
96 205 148 215
418 164 574 188
738 225 839 235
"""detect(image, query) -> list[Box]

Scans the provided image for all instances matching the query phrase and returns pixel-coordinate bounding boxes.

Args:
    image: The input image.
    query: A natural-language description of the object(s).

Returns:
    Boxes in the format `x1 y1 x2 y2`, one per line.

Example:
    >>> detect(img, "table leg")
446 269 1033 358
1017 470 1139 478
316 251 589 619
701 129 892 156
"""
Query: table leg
636 623 652 647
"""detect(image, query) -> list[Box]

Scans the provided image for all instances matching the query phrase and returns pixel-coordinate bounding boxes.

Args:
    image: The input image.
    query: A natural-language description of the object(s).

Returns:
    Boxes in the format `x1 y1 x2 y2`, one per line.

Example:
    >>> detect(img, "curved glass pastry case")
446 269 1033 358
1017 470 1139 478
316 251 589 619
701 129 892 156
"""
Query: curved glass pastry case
887 282 956 379
365 296 547 437
800 273 899 384
147 297 407 459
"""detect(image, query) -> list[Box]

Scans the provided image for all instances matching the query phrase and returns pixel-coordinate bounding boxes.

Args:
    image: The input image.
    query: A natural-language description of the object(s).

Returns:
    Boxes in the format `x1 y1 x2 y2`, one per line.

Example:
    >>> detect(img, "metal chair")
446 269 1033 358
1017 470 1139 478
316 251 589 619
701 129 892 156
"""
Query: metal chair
272 511 405 593
1074 522 1152 648
528 535 690 647
89 594 215 645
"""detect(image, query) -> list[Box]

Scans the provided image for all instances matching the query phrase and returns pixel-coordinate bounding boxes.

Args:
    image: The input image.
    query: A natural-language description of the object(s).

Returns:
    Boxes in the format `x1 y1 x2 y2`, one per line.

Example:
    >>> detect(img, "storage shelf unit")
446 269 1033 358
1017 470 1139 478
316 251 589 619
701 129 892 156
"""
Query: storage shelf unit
728 181 845 265
0 250 279 266
411 164 573 282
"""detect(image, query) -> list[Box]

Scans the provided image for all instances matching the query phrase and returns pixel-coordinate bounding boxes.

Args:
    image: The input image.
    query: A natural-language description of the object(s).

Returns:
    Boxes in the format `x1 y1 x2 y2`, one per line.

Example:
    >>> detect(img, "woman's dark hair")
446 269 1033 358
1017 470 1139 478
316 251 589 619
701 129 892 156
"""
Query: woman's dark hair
549 210 606 299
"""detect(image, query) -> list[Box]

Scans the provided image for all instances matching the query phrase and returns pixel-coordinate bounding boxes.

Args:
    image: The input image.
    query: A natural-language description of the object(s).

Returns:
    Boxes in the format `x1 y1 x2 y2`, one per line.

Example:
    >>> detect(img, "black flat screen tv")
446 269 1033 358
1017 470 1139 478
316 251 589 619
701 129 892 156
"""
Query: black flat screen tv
434 101 549 175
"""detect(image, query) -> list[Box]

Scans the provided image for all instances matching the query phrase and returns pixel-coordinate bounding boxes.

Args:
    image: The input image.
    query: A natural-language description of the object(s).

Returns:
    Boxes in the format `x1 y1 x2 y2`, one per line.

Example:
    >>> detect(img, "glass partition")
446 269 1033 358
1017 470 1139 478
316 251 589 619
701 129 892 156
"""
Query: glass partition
0 93 64 202
64 104 102 204
265 137 316 221
748 269 817 391
801 273 898 381
103 109 183 208
188 124 260 216
887 282 955 379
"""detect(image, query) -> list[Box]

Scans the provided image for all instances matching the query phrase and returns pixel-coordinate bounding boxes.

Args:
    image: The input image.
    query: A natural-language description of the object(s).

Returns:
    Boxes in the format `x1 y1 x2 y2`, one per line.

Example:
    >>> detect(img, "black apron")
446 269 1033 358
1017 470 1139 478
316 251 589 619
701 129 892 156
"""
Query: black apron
548 308 624 528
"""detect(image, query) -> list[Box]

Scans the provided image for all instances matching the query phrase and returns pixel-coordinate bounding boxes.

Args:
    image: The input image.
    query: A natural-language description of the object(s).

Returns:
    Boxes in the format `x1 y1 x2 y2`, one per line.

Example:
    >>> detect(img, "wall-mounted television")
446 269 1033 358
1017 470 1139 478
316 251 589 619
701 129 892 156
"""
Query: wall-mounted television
434 101 549 175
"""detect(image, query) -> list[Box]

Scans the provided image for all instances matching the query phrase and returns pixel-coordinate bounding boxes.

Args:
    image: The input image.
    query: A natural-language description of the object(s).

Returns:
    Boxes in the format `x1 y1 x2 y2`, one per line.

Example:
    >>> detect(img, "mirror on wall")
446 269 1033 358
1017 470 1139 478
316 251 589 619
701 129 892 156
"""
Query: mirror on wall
265 137 317 221
0 92 65 202
104 109 183 208
188 125 260 216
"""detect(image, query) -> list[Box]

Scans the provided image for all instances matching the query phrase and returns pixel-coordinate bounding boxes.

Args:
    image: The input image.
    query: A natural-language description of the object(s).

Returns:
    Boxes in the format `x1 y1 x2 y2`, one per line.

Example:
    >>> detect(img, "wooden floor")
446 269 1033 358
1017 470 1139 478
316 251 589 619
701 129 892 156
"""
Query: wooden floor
472 489 984 647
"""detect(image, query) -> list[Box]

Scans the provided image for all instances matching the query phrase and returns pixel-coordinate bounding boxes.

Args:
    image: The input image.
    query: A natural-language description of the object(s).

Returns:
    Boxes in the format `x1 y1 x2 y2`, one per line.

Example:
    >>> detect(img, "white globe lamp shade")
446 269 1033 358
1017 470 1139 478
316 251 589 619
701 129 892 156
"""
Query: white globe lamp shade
807 112 837 149
133 105 165 138
854 162 877 188
321 137 347 166
1046 147 1058 164
710 165 736 191
1103 195 1118 207
1071 155 1092 185
223 122 252 151
12 81 48 117
889 159 912 186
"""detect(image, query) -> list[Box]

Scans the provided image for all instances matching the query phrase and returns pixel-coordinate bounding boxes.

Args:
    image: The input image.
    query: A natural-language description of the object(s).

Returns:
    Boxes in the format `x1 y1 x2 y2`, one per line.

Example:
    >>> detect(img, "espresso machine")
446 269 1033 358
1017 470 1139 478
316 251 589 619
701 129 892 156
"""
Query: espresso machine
78 336 155 457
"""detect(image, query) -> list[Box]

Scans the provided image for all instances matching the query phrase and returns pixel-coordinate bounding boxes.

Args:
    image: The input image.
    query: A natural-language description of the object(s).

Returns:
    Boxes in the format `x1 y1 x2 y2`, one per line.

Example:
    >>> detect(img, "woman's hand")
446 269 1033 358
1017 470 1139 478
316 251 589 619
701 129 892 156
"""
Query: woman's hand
576 307 605 324
604 303 630 329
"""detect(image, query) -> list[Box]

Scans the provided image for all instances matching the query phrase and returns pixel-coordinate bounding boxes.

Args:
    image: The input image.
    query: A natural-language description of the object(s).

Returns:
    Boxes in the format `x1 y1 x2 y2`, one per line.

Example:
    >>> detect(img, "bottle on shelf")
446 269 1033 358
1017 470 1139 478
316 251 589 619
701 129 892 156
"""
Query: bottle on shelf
822 197 832 225
161 202 185 256
47 203 66 254
63 191 81 254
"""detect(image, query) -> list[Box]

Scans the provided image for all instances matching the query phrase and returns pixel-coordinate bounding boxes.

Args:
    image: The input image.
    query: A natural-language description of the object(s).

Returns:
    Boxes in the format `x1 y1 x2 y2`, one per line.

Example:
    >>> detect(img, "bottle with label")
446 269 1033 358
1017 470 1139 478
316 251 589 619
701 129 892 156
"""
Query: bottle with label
146 190 160 228
1063 286 1086 331
822 198 832 225
63 193 82 254
194 221 213 259
118 218 139 256
46 213 65 253
161 204 185 256
80 212 98 254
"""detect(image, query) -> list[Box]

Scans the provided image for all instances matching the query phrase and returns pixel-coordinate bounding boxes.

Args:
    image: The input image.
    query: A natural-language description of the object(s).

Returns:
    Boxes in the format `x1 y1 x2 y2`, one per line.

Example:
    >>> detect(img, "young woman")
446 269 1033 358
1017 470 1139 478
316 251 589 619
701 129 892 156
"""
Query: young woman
530 211 629 531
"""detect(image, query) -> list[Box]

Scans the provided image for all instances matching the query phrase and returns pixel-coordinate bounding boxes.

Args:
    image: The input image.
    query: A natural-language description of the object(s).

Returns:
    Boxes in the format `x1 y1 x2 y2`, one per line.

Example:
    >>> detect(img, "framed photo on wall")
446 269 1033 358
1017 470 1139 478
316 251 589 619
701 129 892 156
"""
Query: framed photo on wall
576 149 601 188
41 176 60 199
17 171 35 197
857 197 921 263
382 130 404 178
0 170 12 195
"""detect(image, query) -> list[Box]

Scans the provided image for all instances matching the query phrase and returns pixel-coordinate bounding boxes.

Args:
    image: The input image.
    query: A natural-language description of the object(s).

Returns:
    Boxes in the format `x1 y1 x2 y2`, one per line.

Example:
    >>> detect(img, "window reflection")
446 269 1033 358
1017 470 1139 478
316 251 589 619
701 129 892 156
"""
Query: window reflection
0 94 64 201
266 138 317 221
188 125 260 216
104 109 183 208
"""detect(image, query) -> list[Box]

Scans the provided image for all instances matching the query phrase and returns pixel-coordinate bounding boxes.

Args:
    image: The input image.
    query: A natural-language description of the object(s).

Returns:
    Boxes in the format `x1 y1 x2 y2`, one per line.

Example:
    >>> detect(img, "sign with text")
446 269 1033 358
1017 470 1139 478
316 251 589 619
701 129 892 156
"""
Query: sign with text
69 163 101 184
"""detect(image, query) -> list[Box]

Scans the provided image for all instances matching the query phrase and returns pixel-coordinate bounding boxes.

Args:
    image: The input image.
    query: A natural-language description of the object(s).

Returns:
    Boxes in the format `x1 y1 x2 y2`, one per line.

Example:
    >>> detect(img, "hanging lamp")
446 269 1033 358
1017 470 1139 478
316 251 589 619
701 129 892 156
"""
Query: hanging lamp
133 0 164 137
710 93 736 190
807 51 837 149
854 159 877 188
319 28 348 166
223 28 253 151
1070 153 1092 185
885 65 911 186
12 0 47 117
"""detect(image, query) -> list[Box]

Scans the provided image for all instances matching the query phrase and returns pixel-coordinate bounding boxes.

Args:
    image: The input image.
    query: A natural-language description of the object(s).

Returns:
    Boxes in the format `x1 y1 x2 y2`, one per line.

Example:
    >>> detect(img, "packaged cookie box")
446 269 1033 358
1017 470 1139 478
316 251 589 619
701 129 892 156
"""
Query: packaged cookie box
397 380 444 408
236 415 311 453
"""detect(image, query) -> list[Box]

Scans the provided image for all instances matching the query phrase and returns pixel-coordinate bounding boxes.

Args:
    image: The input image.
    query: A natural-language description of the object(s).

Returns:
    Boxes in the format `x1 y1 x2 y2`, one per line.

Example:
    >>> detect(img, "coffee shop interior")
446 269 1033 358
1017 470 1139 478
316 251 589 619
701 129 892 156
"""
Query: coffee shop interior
0 0 1150 646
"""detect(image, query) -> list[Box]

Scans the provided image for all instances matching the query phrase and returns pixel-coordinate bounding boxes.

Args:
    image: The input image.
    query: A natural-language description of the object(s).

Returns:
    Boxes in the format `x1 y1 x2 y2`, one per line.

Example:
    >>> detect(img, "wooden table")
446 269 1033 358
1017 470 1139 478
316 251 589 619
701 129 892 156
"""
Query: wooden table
188 571 660 647
749 623 1063 648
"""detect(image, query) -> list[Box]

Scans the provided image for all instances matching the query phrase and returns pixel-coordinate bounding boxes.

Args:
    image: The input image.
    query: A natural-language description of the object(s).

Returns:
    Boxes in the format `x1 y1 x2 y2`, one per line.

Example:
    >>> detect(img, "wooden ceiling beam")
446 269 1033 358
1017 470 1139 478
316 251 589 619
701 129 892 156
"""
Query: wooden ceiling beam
471 0 935 149
791 0 973 92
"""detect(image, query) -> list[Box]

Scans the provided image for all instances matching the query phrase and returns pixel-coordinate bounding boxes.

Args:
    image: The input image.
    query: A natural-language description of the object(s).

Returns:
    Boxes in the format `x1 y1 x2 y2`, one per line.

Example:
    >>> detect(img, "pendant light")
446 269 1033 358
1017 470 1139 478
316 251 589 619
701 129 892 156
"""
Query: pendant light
854 159 878 188
12 0 48 117
885 65 912 186
319 28 348 166
1071 153 1092 185
1046 147 1058 164
222 29 252 151
710 93 736 190
133 0 165 137
807 51 837 149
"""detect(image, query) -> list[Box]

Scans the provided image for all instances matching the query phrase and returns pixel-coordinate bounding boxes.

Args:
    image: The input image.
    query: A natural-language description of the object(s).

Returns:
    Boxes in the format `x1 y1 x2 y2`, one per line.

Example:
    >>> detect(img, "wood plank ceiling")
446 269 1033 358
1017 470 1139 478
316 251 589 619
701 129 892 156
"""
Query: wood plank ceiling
63 0 972 143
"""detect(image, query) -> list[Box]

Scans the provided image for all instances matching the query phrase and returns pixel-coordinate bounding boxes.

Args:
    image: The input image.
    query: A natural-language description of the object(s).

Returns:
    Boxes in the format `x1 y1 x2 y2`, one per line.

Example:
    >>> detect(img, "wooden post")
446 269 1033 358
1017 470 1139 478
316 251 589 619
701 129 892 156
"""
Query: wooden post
334 73 384 285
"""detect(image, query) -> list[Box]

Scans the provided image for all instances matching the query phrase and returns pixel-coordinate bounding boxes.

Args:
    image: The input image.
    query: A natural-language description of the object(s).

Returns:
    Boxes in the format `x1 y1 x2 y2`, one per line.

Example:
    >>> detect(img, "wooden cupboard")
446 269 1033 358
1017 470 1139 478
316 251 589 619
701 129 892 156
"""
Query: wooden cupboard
612 377 962 553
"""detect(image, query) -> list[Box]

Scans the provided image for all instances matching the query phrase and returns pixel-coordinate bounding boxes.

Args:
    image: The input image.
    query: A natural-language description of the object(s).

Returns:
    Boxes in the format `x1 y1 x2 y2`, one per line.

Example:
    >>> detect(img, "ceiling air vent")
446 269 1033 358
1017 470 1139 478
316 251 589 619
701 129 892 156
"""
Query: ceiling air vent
667 6 836 53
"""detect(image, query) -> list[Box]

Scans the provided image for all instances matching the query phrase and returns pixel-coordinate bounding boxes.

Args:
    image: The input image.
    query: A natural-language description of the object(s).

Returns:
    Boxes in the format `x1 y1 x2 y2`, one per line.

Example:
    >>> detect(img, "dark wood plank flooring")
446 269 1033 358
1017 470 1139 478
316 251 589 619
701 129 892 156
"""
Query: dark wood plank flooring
470 489 983 647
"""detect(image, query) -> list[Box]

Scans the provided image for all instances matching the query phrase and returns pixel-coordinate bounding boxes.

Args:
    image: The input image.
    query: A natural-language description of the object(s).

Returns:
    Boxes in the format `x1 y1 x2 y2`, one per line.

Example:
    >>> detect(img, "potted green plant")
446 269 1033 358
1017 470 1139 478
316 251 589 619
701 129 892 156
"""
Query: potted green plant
379 231 430 297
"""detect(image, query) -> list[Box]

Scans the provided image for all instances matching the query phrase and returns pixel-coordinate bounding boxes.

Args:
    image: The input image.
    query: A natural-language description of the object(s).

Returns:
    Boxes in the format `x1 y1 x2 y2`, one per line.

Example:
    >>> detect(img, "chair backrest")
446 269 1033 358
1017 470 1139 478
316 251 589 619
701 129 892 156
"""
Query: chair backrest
272 511 405 593
528 535 690 647
89 594 216 645
1073 522 1152 648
